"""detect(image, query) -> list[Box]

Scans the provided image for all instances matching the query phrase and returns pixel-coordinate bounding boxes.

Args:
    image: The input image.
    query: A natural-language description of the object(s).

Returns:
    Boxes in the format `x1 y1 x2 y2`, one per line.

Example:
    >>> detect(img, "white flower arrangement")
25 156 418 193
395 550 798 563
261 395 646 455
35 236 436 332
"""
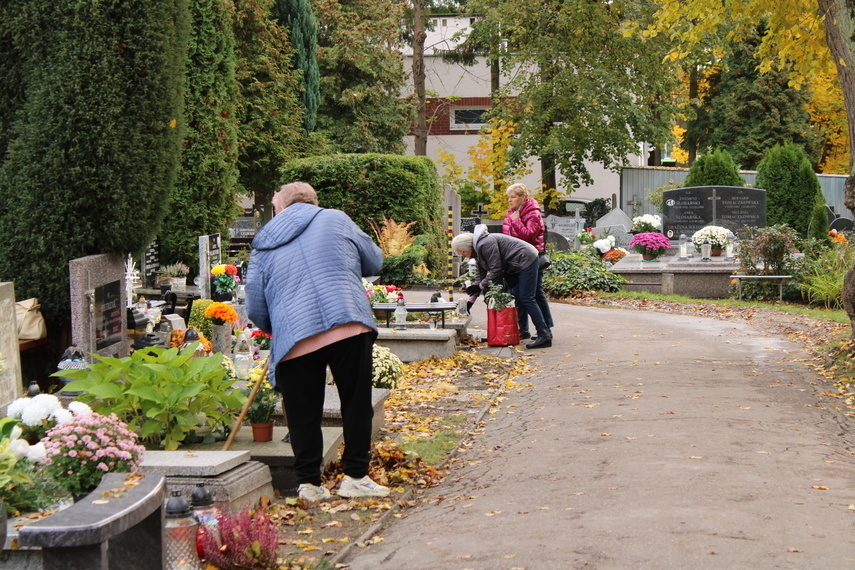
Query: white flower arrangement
691 225 731 250
632 214 662 232
7 395 93 445
372 344 404 390
593 235 616 254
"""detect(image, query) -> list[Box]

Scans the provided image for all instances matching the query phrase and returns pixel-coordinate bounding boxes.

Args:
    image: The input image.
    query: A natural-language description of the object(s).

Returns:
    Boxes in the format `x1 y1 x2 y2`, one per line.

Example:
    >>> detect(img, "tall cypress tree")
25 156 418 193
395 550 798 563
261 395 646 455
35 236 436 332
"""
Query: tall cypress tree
706 27 817 170
277 0 320 133
159 0 241 271
756 143 825 238
233 0 304 212
0 0 189 324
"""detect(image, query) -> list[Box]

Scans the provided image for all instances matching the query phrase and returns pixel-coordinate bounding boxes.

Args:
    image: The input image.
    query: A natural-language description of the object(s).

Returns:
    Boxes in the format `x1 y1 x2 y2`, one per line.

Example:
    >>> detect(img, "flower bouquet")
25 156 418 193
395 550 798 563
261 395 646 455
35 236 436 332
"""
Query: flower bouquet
204 302 238 326
250 329 272 351
245 367 276 425
211 264 240 300
6 395 93 444
631 214 662 233
43 412 145 498
602 248 628 264
592 235 616 255
691 225 730 251
629 232 672 259
575 227 596 245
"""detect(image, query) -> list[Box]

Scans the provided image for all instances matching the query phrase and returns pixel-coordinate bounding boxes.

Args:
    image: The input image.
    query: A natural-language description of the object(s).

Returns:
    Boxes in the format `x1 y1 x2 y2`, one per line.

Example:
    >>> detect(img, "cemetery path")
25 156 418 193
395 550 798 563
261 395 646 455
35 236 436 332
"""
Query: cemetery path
344 301 855 569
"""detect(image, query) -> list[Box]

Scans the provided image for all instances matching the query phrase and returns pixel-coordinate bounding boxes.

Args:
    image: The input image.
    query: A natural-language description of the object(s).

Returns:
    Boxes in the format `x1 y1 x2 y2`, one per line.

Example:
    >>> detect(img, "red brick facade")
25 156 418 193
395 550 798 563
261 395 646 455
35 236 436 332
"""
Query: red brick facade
417 96 493 136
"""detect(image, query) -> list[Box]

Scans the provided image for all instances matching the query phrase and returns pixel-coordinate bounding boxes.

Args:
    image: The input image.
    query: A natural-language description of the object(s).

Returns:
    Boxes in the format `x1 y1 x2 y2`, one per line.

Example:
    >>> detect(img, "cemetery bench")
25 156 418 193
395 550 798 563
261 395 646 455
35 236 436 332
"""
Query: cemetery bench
732 274 793 302
372 302 458 328
17 473 165 570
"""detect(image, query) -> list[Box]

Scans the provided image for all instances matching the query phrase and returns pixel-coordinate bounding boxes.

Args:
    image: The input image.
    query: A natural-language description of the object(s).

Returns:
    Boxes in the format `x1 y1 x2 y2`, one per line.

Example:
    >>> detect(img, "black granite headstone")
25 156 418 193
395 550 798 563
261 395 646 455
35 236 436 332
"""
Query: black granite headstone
662 186 766 239
460 217 477 234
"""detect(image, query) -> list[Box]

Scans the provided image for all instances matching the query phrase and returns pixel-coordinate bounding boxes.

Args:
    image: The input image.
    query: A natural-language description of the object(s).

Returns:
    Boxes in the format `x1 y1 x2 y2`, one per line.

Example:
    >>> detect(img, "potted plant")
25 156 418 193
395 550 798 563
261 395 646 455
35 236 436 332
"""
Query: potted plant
483 282 514 310
157 262 190 292
249 329 272 361
245 367 276 442
631 214 662 233
204 302 239 355
691 225 731 255
210 264 240 301
372 344 404 389
629 232 672 261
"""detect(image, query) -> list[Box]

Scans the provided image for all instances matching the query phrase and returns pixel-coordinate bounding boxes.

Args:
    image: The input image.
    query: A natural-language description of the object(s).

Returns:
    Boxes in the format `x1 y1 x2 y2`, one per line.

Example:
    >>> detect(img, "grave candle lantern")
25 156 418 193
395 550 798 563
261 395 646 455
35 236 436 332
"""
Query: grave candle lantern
700 238 712 262
725 232 736 260
164 491 201 570
678 234 688 261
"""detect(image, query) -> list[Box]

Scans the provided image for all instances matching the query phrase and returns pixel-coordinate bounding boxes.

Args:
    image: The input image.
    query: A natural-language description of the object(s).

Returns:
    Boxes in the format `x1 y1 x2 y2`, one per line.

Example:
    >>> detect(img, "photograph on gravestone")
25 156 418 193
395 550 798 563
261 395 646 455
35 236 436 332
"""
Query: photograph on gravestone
94 280 123 350
662 186 766 239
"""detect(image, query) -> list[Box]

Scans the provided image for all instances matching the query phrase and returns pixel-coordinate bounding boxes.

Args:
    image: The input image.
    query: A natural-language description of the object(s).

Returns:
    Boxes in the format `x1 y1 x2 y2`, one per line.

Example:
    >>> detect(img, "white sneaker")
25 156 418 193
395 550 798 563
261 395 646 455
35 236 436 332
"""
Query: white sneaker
337 475 390 498
297 483 331 501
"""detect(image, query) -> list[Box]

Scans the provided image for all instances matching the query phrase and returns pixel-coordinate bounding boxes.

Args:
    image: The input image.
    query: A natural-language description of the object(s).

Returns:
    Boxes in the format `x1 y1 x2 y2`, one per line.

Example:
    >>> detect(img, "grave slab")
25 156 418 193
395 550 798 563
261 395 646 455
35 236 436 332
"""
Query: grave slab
610 253 740 298
139 450 273 512
376 328 457 362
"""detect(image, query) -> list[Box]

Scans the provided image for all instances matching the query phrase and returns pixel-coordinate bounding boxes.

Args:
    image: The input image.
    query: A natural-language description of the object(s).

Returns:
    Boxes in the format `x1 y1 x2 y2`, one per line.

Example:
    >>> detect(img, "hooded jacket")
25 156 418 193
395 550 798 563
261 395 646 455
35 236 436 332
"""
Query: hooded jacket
502 197 545 252
471 224 538 288
245 203 383 380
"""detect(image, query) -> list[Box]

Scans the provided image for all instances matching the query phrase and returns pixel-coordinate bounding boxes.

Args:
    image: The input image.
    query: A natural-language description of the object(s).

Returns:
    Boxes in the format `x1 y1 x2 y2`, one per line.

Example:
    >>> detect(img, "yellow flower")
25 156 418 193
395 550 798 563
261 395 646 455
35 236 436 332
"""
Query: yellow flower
211 265 226 276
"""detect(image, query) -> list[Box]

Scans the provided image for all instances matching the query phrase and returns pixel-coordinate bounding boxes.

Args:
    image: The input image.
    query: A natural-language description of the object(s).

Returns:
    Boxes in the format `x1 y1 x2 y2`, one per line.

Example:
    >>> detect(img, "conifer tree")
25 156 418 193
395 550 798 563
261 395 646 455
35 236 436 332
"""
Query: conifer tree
683 149 745 188
277 0 320 133
756 143 825 238
0 0 189 324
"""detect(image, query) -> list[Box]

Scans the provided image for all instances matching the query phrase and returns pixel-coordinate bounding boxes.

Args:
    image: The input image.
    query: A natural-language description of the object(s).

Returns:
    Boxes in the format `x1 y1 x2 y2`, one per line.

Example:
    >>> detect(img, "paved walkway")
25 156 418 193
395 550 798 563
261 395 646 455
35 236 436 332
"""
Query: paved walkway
346 299 855 568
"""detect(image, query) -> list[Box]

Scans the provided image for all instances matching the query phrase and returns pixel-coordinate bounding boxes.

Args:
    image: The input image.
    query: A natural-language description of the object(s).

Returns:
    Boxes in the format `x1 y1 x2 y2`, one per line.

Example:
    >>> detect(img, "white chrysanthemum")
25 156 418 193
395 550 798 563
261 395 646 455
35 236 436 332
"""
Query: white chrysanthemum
593 235 616 254
9 438 30 459
21 403 51 426
26 441 47 463
6 397 31 419
51 408 74 425
30 394 61 413
67 401 92 416
10 425 23 440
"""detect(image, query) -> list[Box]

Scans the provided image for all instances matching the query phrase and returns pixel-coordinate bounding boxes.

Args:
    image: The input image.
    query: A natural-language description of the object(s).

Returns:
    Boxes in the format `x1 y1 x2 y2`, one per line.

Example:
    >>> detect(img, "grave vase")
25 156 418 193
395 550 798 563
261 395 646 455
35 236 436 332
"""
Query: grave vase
711 248 723 257
210 323 233 355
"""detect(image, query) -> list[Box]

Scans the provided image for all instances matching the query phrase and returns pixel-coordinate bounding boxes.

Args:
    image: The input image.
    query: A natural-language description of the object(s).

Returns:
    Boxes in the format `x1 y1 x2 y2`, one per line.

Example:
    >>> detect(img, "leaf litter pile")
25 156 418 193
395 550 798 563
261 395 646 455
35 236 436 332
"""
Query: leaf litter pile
266 349 534 569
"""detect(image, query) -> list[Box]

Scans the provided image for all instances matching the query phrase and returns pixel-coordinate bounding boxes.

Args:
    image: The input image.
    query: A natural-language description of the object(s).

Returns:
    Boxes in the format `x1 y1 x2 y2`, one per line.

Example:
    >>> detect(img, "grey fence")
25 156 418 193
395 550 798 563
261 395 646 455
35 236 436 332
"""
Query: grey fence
619 166 851 221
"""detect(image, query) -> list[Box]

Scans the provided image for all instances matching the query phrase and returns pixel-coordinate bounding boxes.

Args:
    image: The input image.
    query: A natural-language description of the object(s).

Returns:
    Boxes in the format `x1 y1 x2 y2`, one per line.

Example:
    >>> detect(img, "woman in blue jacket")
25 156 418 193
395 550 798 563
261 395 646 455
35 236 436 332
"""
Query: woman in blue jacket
246 181 390 501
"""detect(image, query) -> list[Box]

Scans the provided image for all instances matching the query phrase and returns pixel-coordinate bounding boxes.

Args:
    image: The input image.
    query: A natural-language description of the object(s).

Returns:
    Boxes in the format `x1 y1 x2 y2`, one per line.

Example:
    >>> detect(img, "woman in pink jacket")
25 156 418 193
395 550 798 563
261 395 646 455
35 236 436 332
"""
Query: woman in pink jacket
502 183 553 341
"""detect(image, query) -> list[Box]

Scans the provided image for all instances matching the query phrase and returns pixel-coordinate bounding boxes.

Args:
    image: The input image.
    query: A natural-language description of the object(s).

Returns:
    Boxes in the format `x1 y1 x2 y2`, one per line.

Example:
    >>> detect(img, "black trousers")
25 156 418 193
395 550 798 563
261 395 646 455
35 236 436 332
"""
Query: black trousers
275 331 377 486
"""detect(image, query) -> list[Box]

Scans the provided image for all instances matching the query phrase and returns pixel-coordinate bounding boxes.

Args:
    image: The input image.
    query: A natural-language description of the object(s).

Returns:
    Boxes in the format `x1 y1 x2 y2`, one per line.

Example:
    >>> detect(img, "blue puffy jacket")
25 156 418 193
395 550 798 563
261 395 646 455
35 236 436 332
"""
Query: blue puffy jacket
245 203 383 383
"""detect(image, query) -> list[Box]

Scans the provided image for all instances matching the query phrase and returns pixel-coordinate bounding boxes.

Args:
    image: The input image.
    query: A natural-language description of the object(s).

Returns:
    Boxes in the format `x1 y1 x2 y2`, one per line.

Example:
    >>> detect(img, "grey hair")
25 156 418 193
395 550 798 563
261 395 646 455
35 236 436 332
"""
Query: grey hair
451 232 474 256
506 182 529 199
273 181 319 213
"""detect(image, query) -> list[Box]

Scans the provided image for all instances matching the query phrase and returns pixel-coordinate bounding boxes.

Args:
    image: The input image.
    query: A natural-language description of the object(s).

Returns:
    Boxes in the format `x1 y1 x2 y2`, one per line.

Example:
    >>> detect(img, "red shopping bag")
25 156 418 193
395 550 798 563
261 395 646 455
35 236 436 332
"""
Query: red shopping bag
486 307 520 347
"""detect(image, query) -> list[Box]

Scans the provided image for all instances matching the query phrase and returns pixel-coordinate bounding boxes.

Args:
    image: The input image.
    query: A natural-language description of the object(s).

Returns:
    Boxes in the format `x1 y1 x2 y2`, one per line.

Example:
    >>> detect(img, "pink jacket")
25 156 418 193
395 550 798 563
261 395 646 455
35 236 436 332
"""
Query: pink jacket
502 198 545 252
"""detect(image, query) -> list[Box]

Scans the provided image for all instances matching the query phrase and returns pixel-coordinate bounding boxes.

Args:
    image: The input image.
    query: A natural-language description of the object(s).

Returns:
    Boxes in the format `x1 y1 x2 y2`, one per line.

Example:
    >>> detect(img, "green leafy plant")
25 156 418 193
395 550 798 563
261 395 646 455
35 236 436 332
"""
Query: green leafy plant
543 250 626 296
584 198 612 228
484 283 514 310
799 242 855 308
189 299 215 339
245 366 276 424
56 344 245 450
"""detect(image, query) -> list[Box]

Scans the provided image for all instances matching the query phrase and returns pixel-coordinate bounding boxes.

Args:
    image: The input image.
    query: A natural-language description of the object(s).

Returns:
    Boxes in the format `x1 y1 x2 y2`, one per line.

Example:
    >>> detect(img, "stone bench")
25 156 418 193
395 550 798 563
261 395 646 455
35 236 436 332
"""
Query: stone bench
732 274 793 301
376 328 457 362
15 473 165 570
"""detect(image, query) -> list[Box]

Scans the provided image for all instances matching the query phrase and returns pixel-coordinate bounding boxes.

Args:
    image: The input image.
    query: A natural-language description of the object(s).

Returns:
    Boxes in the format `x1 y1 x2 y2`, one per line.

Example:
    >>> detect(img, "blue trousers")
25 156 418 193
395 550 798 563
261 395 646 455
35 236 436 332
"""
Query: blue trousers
516 263 553 333
506 260 551 339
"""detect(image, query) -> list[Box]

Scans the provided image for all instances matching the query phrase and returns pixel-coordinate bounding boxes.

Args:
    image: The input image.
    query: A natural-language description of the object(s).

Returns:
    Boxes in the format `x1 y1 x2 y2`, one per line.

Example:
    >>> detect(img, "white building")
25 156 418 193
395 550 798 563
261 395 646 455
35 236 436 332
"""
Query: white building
401 15 651 208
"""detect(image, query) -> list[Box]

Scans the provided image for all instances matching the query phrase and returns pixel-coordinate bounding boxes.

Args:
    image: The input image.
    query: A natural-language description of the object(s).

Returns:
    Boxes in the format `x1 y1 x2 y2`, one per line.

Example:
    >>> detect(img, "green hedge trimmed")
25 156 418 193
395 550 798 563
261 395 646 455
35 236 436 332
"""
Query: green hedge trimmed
279 154 445 273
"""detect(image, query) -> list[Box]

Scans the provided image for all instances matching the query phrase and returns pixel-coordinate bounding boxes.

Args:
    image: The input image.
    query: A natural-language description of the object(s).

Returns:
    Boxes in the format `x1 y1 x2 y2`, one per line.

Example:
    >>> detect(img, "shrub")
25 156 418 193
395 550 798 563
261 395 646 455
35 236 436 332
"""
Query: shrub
543 250 626 296
683 149 744 187
280 154 445 274
584 198 611 228
799 242 855 308
756 143 825 238
736 225 803 301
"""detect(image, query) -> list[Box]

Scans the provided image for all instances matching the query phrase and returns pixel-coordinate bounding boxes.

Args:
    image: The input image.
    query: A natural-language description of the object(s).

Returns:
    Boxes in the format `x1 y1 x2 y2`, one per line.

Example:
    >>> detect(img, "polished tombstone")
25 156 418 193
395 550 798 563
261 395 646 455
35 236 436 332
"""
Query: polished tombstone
662 186 766 239
69 254 129 360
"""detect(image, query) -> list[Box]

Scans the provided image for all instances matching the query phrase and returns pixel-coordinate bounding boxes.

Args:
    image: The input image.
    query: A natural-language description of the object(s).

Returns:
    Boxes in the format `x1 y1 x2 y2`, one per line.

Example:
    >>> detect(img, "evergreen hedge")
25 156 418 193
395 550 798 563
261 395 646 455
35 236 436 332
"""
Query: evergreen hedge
683 149 744 187
0 0 189 324
279 154 445 273
755 143 825 238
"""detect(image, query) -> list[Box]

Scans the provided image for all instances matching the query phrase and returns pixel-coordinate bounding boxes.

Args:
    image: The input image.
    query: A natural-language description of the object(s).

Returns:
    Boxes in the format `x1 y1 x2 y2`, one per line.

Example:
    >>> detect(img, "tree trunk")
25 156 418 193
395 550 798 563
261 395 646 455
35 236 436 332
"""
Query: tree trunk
412 0 427 156
818 0 855 332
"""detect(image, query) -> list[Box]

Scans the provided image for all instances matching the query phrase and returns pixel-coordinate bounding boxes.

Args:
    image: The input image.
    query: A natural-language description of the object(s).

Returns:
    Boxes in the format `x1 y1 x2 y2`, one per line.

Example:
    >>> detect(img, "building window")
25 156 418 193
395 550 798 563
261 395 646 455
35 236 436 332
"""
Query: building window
451 107 488 130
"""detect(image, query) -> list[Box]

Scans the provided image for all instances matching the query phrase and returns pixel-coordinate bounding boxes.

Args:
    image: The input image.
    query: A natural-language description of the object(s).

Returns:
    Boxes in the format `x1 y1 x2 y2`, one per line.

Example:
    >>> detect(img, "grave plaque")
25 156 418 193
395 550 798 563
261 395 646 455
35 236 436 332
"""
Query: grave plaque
0 282 22 413
460 217 477 234
662 186 766 239
229 217 261 239
93 280 123 351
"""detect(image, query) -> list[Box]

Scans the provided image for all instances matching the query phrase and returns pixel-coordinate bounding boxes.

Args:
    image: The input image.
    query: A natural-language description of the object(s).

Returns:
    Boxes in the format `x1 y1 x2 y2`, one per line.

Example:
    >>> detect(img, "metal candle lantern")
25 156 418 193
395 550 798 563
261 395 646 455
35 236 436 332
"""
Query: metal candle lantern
700 238 712 262
190 483 219 560
678 234 688 261
164 491 201 570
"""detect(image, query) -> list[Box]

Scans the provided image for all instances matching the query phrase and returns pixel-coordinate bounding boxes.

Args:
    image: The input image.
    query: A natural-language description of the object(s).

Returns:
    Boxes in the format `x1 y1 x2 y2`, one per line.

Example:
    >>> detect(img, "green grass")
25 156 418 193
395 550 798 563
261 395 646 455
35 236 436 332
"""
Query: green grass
402 415 468 465
600 291 850 325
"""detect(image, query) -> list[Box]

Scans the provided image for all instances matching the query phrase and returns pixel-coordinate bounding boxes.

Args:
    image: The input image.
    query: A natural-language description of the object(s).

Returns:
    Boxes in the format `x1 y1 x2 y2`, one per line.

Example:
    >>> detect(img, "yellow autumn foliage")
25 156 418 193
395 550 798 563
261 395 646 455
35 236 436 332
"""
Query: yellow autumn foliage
370 215 417 256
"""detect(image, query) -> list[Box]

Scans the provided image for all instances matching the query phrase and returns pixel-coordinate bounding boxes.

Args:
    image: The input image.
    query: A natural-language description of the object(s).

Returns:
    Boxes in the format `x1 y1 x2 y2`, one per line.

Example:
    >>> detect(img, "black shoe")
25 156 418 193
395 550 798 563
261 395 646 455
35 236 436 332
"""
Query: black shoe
519 330 531 340
526 336 552 349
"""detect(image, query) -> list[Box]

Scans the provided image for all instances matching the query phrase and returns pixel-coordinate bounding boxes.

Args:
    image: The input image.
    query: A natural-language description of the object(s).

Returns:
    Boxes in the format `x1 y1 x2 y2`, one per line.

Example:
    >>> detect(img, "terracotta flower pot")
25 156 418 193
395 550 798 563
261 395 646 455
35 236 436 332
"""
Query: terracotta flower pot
711 248 723 257
641 253 659 261
251 422 274 442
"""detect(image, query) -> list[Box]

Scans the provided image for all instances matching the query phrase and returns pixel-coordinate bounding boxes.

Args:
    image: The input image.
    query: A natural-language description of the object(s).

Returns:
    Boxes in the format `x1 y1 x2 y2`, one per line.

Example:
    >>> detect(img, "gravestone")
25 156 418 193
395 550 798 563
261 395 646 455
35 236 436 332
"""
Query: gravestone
830 217 854 233
229 216 262 239
0 282 22 414
140 239 160 288
460 217 478 234
545 230 571 251
198 233 222 299
70 254 129 360
662 186 766 239
595 208 634 248
544 212 585 246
